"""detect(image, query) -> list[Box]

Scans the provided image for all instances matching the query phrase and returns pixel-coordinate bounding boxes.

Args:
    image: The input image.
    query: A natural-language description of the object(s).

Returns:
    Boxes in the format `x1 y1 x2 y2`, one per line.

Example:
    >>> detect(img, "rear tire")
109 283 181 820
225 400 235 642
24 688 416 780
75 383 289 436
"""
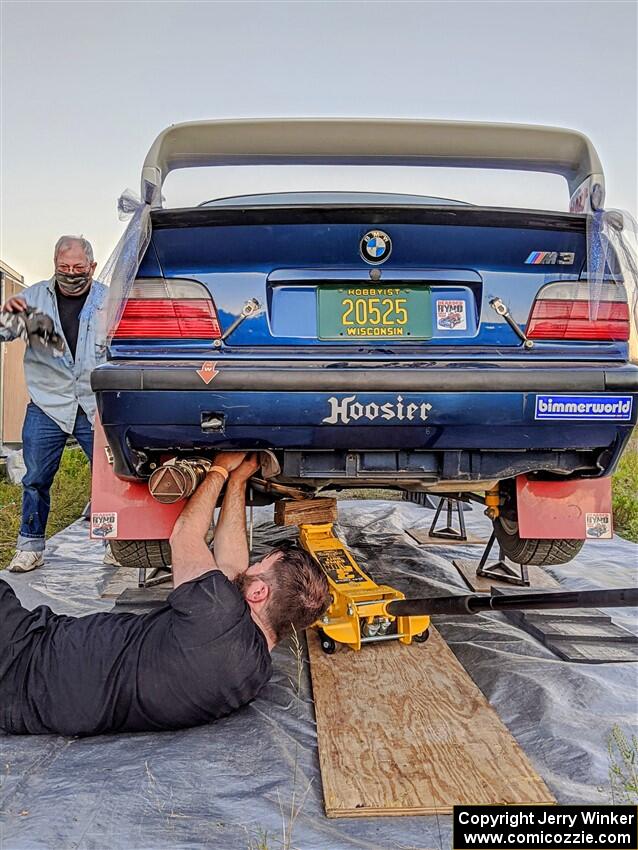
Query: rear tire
110 539 172 570
492 516 583 566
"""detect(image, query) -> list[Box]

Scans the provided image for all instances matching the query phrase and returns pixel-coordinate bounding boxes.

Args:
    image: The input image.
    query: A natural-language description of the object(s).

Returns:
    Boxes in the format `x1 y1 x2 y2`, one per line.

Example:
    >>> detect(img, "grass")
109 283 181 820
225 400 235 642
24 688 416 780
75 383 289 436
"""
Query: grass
0 447 90 569
607 725 638 804
611 435 638 543
326 487 403 501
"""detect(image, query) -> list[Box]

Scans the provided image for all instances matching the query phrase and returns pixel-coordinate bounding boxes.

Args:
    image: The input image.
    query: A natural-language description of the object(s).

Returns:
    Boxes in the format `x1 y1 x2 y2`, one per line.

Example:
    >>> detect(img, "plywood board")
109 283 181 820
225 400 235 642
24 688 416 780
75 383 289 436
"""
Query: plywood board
454 559 559 593
307 627 554 817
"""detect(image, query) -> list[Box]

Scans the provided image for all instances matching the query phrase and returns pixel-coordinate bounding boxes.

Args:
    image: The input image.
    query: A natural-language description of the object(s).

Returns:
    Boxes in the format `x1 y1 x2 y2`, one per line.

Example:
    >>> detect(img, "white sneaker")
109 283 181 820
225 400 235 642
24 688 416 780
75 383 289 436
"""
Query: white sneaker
8 550 44 573
103 544 120 567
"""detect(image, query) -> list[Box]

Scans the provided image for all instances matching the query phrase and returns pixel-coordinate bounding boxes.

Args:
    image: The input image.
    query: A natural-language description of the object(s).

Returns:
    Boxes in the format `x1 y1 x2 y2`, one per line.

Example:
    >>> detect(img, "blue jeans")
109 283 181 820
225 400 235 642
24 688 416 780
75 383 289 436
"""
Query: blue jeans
18 403 94 553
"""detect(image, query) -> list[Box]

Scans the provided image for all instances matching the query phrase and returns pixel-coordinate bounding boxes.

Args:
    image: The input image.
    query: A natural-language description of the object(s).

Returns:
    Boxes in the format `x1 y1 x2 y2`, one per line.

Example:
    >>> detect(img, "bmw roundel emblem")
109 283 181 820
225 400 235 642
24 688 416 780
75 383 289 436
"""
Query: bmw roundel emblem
360 230 392 265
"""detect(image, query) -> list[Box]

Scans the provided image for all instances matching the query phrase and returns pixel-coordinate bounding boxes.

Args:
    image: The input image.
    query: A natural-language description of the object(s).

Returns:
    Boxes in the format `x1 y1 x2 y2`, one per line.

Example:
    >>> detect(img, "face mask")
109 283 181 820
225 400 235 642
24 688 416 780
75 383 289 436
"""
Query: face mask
55 271 92 296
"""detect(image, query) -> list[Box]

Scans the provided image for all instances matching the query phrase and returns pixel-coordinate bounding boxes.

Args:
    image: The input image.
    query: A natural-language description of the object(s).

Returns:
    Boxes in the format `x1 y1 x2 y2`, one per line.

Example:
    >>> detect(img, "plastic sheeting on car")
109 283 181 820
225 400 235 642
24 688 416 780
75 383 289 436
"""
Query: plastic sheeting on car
97 189 153 340
586 210 638 340
1 501 636 850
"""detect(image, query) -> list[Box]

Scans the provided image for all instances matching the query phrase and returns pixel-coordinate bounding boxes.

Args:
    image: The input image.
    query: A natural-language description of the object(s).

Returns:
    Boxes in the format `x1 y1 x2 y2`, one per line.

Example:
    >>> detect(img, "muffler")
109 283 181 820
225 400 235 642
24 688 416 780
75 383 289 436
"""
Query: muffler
148 458 212 503
147 450 283 503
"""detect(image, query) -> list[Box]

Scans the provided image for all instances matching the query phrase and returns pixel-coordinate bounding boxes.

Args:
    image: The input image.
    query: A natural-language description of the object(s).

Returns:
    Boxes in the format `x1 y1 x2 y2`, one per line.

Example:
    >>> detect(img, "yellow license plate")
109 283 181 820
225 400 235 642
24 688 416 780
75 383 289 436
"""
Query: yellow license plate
317 285 432 339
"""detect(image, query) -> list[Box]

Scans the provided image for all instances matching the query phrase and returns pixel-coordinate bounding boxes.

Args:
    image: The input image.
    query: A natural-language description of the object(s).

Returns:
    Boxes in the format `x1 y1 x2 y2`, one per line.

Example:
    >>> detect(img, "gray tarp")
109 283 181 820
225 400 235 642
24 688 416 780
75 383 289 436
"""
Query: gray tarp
1 501 636 850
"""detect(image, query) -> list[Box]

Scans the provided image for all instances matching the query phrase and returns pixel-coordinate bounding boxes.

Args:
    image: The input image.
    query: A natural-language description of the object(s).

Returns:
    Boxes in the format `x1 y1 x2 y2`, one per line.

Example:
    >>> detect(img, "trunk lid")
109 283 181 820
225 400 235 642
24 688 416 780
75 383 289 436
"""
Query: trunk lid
110 205 627 358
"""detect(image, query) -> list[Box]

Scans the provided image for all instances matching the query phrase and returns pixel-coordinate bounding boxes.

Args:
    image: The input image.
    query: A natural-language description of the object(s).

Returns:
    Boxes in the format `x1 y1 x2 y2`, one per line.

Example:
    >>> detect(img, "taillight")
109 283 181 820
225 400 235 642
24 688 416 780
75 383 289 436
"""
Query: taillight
112 279 221 339
527 281 630 341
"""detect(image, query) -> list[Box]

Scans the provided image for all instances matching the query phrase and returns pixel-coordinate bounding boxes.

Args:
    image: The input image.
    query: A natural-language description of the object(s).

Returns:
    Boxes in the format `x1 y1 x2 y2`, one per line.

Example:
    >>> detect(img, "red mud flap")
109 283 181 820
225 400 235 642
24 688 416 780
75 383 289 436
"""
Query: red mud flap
516 475 613 540
90 417 182 541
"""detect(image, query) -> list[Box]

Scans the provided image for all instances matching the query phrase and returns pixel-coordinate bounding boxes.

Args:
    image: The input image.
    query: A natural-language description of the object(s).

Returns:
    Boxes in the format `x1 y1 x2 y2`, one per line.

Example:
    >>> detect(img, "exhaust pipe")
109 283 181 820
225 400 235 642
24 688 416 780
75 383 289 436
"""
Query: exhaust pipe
147 449 281 503
148 458 212 503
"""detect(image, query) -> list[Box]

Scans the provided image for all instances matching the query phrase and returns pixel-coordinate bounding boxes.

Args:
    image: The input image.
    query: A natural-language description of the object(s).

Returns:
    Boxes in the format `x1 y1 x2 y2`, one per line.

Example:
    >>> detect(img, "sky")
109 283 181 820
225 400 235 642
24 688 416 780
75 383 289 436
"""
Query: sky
1 0 636 284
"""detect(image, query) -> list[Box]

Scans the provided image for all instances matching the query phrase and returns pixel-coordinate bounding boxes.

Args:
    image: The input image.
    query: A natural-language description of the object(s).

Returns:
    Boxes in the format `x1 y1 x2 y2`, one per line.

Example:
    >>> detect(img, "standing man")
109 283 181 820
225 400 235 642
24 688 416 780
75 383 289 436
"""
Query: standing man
0 236 108 572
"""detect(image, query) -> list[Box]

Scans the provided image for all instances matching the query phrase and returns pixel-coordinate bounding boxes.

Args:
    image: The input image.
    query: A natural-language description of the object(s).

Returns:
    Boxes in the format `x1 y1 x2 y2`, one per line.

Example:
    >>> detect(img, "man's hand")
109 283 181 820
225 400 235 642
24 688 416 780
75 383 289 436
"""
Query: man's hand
213 451 247 473
169 467 228 588
213 456 258 579
1 296 28 313
230 453 260 484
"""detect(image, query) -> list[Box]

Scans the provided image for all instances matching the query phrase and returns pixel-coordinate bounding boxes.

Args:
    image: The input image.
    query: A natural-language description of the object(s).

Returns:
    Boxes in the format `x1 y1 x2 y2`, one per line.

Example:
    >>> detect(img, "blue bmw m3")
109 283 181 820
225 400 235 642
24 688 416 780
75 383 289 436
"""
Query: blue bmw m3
91 118 638 569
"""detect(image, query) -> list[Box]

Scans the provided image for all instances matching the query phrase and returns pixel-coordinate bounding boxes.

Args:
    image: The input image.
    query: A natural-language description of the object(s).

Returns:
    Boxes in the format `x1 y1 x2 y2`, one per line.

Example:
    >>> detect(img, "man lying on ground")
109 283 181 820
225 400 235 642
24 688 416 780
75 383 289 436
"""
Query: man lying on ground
0 452 330 736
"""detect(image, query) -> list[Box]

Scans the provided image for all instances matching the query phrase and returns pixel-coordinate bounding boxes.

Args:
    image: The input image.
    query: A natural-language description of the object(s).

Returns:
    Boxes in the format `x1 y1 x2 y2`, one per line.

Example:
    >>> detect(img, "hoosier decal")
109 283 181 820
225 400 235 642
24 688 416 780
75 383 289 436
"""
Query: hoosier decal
322 394 432 425
535 395 633 421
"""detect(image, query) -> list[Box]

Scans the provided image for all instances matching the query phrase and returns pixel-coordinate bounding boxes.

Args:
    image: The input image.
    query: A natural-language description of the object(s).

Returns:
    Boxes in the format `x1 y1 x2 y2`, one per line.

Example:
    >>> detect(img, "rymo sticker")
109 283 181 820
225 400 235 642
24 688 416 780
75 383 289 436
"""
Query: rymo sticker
91 512 118 539
535 395 633 421
585 512 612 539
436 299 467 331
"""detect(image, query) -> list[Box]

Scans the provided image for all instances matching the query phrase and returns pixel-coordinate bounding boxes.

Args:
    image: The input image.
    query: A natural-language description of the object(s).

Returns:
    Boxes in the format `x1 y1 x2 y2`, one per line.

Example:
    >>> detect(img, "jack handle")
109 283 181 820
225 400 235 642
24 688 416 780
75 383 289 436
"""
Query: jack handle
385 587 638 618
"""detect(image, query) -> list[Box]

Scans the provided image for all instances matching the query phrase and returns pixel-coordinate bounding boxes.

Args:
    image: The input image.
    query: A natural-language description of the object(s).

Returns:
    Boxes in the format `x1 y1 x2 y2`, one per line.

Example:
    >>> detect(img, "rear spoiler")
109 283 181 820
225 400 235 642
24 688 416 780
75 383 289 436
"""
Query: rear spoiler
141 118 605 212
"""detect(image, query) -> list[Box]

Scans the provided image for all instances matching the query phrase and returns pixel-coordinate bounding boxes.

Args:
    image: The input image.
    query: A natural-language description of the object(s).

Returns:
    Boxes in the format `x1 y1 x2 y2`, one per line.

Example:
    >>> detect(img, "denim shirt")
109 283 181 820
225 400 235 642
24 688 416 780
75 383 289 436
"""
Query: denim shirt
0 277 108 434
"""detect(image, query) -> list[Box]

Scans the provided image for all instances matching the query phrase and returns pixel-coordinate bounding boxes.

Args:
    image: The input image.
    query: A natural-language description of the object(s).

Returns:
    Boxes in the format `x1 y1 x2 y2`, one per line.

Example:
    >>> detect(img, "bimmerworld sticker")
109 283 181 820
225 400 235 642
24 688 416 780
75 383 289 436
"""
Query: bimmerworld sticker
436 299 467 331
91 512 118 539
535 395 633 421
585 512 612 539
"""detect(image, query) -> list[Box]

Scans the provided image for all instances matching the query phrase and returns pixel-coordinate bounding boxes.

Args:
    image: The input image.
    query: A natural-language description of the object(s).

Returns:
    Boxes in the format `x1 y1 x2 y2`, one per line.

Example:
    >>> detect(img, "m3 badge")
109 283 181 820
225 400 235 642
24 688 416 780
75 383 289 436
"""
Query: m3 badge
525 251 575 265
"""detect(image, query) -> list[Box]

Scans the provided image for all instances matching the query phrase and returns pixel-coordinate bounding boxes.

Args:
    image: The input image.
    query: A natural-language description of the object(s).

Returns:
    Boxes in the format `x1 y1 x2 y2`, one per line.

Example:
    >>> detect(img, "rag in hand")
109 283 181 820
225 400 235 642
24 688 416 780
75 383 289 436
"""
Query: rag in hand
0 307 65 356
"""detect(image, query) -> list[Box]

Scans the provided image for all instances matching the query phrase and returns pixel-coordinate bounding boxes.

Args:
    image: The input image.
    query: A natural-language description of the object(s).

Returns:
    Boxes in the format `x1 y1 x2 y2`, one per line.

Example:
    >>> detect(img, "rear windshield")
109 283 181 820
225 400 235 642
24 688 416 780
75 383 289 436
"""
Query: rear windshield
161 166 569 211
199 192 470 207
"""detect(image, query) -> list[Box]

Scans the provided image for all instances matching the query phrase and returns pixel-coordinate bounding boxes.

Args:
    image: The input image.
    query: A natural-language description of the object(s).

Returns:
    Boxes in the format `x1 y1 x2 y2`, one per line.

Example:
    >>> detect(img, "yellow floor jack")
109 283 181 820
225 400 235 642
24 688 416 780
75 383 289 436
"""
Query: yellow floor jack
298 522 430 654
296 518 638 657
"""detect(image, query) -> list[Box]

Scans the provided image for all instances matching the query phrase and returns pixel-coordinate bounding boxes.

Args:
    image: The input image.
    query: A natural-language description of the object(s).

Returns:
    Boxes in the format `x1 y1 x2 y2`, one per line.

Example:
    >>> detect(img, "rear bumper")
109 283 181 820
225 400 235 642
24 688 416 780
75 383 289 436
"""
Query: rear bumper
93 359 638 483
92 359 638 393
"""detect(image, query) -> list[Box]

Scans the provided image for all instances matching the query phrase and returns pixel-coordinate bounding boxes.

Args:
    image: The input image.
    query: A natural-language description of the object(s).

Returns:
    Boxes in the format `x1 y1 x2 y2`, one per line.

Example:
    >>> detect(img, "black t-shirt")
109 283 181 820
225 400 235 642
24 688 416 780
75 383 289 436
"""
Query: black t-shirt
0 572 272 736
56 286 90 358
